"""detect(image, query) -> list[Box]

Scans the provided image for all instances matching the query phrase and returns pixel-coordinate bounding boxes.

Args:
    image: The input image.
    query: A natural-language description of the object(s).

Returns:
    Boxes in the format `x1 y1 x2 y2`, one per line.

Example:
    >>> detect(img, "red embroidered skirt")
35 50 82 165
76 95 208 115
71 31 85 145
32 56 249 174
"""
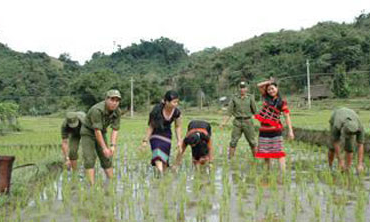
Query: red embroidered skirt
255 123 286 158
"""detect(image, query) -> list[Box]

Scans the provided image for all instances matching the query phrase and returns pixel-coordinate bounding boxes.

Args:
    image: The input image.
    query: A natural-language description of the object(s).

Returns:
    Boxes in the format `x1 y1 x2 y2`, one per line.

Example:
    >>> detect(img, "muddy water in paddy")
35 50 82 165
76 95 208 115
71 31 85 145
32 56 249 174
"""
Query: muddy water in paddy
9 141 370 222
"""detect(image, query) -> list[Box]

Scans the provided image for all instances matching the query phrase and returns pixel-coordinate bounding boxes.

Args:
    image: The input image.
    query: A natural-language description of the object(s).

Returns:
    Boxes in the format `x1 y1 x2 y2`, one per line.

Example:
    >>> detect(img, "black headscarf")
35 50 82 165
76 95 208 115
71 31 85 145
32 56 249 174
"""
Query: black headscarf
184 132 201 146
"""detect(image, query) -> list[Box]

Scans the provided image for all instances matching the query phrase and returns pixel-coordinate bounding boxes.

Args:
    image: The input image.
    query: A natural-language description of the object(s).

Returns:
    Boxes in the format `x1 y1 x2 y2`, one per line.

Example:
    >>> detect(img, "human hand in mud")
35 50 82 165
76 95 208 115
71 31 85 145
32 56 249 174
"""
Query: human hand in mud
139 140 148 152
357 164 364 173
110 145 116 156
177 140 183 149
209 155 214 162
64 158 71 169
171 165 179 173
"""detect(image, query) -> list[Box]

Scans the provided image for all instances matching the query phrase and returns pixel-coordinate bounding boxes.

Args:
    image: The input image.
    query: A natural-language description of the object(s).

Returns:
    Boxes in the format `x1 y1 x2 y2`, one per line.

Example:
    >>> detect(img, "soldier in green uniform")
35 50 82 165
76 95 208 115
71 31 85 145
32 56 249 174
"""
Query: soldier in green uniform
329 107 365 172
80 89 121 185
61 111 86 171
220 81 258 158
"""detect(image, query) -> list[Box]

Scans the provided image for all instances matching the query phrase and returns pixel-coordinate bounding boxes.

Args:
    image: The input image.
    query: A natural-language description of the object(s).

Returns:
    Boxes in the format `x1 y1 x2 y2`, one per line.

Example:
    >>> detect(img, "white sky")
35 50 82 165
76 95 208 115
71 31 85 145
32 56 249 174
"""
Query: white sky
0 0 369 64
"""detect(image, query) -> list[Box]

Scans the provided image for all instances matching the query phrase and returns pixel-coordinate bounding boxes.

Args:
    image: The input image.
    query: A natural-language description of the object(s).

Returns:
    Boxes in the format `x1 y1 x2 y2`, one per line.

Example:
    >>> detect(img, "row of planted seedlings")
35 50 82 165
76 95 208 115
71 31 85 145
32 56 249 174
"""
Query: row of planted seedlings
159 133 366 221
0 143 62 219
0 128 154 221
2 127 370 221
8 129 227 221
190 137 370 222
260 141 370 222
68 131 370 221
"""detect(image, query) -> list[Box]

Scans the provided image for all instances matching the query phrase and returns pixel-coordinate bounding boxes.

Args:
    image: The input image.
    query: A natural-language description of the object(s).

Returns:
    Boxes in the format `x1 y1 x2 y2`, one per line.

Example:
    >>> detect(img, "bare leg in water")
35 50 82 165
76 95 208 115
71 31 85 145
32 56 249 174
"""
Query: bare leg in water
264 158 271 170
278 157 286 173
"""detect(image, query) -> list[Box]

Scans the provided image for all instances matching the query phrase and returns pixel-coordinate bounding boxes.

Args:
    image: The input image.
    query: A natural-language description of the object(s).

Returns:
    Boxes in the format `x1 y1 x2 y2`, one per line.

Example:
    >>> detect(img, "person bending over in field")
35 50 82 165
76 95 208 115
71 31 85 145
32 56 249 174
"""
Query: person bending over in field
174 120 214 169
61 111 86 171
329 107 365 173
141 90 182 174
80 89 121 185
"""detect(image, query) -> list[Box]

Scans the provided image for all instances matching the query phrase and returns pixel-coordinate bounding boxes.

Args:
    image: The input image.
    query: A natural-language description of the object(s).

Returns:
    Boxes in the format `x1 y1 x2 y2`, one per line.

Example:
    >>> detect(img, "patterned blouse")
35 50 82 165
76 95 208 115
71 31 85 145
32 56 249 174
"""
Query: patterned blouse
254 95 289 129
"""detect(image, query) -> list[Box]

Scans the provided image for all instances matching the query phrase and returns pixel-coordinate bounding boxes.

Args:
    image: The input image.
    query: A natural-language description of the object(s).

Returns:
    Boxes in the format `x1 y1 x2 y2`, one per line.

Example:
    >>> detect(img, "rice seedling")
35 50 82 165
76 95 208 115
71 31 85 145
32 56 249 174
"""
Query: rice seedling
0 113 369 221
355 189 367 222
313 199 322 221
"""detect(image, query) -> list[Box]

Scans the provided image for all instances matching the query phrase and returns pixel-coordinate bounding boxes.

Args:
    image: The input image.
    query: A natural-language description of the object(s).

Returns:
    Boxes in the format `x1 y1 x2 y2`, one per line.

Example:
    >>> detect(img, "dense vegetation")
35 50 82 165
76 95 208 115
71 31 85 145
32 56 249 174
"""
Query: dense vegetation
0 13 370 115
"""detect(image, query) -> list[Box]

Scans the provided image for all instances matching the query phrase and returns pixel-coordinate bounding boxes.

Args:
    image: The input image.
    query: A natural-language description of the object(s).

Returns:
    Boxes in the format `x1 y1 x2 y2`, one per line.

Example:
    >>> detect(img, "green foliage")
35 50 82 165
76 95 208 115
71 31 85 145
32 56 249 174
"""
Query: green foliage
71 71 164 111
347 71 370 97
1 13 370 114
72 70 121 108
332 64 349 98
0 102 19 117
0 43 81 114
0 102 20 133
83 37 189 76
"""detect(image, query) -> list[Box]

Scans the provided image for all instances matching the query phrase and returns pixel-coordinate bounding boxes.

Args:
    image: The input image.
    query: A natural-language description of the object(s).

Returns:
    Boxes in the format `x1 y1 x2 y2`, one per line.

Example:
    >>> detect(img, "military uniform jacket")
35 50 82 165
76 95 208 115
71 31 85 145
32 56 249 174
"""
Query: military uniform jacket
330 107 364 143
227 94 257 118
61 112 86 139
81 101 121 136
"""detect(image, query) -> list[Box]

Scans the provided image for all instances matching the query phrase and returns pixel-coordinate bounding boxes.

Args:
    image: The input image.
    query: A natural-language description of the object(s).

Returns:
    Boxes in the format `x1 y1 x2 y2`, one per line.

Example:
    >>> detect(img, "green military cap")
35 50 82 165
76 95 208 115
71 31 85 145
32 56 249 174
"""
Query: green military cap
239 81 247 88
343 118 359 135
66 112 80 128
106 89 121 99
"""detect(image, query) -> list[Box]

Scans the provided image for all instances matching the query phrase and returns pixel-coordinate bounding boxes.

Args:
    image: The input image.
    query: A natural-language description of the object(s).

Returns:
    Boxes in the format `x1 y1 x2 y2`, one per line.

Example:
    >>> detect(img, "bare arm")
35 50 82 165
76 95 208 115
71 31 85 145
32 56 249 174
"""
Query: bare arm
110 129 119 153
208 140 214 161
174 142 187 167
221 115 232 127
283 112 294 140
257 79 274 95
61 139 69 160
141 125 154 147
175 117 183 146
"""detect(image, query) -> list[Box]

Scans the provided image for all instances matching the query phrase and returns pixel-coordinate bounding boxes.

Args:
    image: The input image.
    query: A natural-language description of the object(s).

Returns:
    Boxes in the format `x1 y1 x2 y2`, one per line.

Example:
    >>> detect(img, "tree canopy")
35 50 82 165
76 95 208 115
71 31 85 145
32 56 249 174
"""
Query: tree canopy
1 13 370 114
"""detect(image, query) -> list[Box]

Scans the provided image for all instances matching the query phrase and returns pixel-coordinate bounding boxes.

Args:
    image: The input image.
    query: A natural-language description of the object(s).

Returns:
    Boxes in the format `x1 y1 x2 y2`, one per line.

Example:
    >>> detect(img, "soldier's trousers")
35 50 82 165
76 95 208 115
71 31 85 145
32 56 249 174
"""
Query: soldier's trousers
68 135 81 160
229 118 257 149
81 134 112 169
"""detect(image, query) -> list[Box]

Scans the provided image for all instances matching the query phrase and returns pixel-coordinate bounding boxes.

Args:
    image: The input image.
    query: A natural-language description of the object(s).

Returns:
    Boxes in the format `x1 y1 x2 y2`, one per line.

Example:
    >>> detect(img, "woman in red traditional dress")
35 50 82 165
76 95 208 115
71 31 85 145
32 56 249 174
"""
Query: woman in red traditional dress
254 79 294 172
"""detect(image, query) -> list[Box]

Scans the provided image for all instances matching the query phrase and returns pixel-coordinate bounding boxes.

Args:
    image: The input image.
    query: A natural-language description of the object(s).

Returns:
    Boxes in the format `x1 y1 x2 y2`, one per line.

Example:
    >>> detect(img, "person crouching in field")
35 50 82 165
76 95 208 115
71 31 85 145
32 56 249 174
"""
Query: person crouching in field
254 79 294 172
174 120 214 169
80 90 121 185
61 111 86 171
329 107 365 173
141 90 182 174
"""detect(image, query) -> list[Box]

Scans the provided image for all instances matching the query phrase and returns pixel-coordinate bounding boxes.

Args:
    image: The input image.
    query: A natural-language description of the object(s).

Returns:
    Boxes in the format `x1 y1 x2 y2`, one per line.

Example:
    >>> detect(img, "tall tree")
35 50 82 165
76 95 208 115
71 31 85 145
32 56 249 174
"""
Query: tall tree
332 64 349 98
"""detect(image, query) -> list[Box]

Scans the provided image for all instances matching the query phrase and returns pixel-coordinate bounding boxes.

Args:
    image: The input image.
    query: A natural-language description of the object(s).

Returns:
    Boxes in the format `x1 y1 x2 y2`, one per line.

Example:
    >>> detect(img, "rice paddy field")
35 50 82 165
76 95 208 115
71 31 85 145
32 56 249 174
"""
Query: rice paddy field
1 100 370 222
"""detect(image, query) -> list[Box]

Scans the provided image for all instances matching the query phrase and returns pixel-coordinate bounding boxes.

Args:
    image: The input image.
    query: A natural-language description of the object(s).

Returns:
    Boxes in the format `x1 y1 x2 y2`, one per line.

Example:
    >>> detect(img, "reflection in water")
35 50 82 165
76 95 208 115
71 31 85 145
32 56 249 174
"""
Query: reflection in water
14 141 370 222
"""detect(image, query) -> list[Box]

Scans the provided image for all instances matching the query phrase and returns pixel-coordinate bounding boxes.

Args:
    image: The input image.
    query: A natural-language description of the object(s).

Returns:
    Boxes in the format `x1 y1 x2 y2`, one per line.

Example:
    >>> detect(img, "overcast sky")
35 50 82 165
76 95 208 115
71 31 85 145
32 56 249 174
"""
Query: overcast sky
0 0 369 64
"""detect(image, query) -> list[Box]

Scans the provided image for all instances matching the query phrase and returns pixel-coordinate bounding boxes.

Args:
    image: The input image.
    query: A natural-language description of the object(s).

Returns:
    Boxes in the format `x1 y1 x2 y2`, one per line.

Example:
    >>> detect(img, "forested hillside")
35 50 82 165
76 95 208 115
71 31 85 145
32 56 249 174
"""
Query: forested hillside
1 13 369 115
